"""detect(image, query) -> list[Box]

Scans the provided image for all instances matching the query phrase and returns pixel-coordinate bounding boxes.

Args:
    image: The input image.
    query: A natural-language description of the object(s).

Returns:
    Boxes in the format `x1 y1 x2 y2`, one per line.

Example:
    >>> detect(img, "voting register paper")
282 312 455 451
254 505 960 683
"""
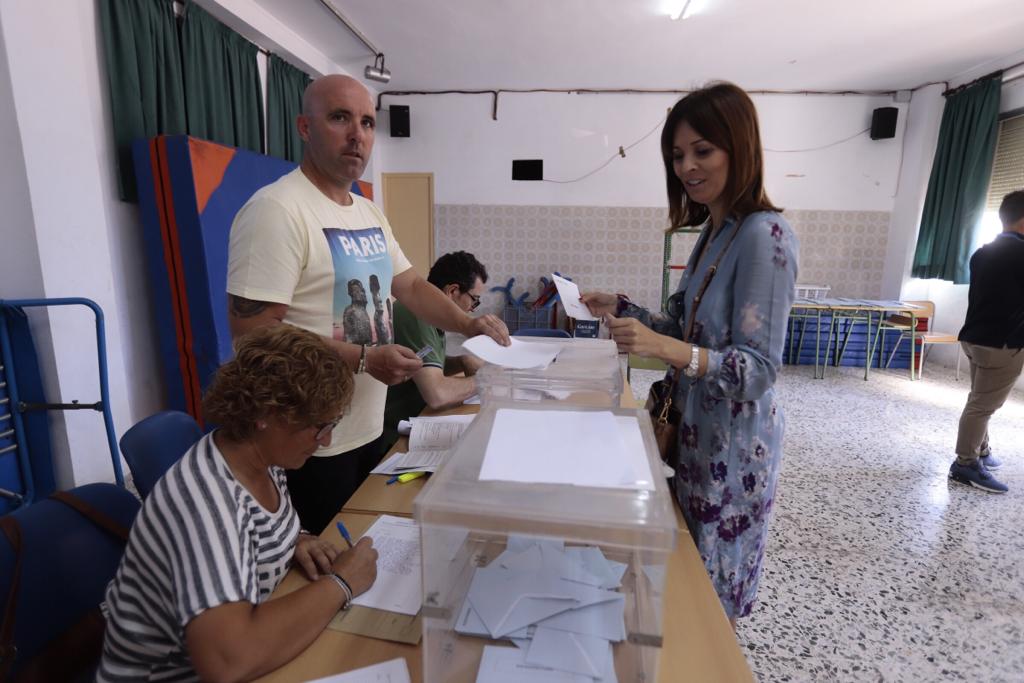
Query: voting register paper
351 516 422 616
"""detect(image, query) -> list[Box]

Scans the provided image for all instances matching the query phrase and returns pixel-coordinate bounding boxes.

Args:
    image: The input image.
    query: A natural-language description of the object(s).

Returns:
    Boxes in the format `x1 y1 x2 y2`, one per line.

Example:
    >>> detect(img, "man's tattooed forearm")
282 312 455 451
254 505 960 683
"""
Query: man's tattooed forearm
230 295 269 318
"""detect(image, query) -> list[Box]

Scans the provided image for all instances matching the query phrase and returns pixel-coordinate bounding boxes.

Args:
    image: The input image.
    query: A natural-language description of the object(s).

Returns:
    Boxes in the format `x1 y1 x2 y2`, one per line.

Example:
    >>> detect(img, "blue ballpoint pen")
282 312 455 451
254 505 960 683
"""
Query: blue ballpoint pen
335 520 353 548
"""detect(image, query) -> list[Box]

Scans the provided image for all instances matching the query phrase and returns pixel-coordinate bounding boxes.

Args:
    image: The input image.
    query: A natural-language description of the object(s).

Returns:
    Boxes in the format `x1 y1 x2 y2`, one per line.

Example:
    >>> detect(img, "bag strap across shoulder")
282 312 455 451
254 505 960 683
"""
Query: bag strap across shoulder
663 216 746 394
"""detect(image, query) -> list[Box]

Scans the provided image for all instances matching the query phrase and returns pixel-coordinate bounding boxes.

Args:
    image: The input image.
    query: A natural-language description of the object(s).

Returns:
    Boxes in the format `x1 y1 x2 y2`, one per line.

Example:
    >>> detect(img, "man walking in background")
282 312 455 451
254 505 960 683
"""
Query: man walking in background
949 189 1024 494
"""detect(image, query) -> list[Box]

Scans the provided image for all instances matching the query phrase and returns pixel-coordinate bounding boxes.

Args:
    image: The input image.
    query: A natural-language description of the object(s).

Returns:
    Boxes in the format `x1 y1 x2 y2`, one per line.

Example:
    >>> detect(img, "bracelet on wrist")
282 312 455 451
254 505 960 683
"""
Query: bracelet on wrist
356 344 367 375
326 572 353 610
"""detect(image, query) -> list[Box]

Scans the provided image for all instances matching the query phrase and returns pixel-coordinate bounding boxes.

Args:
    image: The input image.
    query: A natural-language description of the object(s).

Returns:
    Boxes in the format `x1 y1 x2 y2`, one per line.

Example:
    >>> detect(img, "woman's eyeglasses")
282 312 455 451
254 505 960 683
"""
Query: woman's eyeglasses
313 416 342 441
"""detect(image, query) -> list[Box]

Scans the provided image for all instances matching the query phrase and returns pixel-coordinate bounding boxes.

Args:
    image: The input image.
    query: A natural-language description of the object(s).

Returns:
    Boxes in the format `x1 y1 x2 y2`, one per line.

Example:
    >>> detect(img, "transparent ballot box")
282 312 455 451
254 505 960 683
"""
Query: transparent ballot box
474 337 624 407
414 401 677 683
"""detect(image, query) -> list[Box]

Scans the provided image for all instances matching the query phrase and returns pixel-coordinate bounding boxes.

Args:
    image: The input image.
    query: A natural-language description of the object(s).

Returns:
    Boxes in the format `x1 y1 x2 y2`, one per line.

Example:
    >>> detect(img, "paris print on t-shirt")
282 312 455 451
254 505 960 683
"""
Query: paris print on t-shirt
324 227 394 346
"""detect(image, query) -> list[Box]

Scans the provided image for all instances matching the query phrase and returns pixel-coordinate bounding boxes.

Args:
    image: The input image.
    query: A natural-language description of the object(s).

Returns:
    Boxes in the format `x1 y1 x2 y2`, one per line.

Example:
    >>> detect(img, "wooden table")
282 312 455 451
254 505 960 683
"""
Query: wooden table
256 373 753 683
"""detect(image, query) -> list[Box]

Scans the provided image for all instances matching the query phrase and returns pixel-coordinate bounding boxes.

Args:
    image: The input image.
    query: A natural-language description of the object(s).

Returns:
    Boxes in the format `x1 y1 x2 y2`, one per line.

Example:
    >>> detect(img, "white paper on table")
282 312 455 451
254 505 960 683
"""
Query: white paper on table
396 420 413 436
552 274 596 321
370 451 444 475
474 645 618 683
462 335 561 370
370 452 404 475
304 657 411 682
409 414 475 450
478 409 655 491
464 394 481 405
350 516 422 616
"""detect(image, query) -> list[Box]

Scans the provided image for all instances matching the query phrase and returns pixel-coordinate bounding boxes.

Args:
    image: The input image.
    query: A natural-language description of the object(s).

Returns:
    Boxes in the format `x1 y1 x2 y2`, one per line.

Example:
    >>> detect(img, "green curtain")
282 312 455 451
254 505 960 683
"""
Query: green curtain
912 74 1002 284
267 54 312 162
98 0 187 202
181 2 264 153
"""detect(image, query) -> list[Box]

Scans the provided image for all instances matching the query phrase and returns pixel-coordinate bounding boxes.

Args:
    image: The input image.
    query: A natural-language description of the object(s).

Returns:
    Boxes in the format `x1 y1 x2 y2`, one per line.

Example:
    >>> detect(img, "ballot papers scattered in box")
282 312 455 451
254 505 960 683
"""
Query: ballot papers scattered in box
479 409 655 491
458 536 628 681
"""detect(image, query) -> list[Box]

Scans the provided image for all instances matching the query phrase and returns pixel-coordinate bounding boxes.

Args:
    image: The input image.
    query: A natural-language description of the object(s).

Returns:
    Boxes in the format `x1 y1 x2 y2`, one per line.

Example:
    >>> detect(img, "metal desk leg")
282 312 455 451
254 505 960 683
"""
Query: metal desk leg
814 310 823 379
863 310 873 381
910 313 917 380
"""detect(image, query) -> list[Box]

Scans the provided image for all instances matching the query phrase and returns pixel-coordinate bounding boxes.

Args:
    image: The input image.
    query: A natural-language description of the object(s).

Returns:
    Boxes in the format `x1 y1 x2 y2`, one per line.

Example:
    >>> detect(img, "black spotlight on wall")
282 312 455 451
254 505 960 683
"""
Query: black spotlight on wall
364 53 391 84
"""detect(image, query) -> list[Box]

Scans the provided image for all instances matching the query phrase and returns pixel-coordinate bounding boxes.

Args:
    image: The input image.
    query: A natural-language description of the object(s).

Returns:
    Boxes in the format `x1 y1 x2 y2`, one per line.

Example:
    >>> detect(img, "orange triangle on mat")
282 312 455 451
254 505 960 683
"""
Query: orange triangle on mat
188 138 236 214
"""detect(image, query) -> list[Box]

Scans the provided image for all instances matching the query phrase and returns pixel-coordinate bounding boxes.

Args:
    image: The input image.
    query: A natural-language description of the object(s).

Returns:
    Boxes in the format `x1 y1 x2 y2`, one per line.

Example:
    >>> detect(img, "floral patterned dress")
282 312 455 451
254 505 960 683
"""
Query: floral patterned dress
622 211 798 619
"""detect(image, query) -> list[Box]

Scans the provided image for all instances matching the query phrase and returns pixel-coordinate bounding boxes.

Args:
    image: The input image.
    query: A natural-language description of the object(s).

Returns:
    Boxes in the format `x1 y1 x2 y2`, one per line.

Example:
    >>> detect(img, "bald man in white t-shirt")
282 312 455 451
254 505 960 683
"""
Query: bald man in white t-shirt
226 75 509 533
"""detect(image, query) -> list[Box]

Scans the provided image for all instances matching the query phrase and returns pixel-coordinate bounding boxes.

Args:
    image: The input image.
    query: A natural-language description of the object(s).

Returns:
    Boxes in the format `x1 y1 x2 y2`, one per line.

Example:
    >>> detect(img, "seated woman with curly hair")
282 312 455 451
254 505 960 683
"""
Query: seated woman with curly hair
98 324 379 683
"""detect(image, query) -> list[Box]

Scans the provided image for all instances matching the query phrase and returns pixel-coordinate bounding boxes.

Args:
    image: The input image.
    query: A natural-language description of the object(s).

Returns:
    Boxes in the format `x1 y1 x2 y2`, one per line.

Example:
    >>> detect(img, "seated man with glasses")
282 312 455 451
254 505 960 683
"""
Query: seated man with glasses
372 251 489 460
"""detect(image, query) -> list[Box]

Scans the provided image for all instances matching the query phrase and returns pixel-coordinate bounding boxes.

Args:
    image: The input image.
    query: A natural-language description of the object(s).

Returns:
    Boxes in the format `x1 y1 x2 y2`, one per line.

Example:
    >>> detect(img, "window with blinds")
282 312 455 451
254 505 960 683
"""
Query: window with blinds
985 113 1024 210
975 113 1024 246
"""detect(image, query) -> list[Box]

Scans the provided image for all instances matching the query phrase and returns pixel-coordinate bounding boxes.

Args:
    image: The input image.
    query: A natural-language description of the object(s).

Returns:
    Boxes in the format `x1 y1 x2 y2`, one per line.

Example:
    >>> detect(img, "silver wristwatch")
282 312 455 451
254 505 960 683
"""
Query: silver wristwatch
683 345 701 378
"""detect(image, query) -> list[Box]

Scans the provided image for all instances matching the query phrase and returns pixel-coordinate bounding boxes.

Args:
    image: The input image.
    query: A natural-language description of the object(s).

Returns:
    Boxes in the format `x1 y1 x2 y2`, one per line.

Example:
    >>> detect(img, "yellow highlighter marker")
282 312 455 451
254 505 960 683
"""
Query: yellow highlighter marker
397 471 427 484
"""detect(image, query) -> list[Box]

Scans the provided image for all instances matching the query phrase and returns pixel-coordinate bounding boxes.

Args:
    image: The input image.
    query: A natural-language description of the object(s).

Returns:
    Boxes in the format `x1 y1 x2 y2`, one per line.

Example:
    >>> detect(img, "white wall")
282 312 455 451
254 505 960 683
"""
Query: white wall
375 91 905 211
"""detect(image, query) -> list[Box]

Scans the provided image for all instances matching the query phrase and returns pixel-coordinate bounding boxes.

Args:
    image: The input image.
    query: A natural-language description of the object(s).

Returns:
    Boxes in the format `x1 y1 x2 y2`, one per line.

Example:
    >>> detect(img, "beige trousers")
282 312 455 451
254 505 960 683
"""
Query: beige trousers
955 342 1024 463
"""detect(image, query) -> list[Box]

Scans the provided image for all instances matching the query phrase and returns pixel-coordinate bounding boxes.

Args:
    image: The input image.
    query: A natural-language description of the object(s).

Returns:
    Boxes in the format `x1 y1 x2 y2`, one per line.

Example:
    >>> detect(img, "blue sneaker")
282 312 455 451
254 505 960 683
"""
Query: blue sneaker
949 460 1008 493
980 453 1003 470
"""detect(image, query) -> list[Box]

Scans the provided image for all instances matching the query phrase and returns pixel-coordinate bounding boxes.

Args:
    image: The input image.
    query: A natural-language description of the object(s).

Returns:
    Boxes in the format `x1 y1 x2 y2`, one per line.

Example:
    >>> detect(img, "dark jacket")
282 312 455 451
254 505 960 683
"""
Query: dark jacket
958 231 1024 349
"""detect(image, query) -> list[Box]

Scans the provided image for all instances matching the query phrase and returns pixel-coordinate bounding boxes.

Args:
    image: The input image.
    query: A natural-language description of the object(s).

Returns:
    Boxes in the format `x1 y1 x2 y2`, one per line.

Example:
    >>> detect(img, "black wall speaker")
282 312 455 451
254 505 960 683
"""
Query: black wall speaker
389 105 410 138
512 159 543 181
870 107 898 140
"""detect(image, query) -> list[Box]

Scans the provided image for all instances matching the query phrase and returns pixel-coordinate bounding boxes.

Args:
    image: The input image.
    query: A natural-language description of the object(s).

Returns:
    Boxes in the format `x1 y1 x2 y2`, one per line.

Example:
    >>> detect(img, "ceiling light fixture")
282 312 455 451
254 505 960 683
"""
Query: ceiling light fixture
664 0 705 20
671 0 693 20
317 0 391 84
364 53 391 84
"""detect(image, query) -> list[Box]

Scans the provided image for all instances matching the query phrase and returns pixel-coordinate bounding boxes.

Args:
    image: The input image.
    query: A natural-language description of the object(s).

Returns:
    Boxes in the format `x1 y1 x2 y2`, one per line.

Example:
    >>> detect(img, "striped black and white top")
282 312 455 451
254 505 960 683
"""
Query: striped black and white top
97 432 300 682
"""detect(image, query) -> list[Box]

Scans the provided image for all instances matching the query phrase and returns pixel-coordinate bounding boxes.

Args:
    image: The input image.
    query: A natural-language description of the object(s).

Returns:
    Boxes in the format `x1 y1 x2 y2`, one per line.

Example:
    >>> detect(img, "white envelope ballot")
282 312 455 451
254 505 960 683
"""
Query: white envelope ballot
526 626 613 679
534 593 626 642
455 598 530 639
467 567 577 637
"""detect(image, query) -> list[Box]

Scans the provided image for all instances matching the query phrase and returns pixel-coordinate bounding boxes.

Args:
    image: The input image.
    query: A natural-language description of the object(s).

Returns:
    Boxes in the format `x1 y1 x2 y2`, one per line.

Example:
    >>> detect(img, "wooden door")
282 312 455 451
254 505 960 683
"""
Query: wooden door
382 173 434 276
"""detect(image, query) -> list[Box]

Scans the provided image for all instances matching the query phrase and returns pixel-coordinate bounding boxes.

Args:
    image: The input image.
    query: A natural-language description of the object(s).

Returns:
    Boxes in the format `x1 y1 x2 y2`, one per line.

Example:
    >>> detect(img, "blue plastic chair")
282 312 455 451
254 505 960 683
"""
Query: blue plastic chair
0 483 139 680
513 328 571 339
119 411 202 498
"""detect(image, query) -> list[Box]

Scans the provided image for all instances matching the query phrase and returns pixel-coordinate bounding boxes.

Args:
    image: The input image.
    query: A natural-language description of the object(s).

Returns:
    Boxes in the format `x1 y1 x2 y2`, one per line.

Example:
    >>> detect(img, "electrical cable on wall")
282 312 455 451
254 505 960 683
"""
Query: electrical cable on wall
765 127 870 153
541 115 667 184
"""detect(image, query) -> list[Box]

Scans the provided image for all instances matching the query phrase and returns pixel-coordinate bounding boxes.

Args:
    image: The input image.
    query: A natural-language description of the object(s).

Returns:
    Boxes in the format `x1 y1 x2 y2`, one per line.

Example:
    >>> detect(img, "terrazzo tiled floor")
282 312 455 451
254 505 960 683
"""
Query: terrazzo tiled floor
628 363 1024 682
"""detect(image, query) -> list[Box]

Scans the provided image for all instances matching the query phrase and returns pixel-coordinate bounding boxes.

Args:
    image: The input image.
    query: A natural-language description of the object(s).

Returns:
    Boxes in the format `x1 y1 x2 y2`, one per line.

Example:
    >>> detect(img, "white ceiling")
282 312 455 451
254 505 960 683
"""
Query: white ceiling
254 0 1024 92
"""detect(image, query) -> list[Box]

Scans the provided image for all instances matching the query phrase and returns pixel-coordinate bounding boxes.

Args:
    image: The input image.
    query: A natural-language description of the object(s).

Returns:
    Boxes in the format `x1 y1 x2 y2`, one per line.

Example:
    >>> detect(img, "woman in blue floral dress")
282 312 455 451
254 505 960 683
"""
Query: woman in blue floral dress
583 82 798 623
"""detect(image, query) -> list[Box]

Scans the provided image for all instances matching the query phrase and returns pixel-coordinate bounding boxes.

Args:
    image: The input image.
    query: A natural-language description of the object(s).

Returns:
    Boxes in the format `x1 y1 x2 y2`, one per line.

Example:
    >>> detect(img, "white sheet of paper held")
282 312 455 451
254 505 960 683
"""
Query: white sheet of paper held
350 515 422 616
552 274 596 321
304 657 411 683
462 335 562 370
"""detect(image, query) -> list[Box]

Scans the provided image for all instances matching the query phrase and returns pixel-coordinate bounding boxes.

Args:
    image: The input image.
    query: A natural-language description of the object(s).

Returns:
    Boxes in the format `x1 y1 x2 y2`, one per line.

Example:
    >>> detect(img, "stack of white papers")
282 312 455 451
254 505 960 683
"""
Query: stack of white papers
463 335 562 370
479 409 655 491
459 536 627 682
372 415 476 476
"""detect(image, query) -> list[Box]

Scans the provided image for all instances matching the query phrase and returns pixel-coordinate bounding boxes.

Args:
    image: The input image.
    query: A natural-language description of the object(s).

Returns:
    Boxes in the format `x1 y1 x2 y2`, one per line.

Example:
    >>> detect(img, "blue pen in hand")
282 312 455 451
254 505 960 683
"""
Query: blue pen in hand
335 520 353 549
415 345 433 360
